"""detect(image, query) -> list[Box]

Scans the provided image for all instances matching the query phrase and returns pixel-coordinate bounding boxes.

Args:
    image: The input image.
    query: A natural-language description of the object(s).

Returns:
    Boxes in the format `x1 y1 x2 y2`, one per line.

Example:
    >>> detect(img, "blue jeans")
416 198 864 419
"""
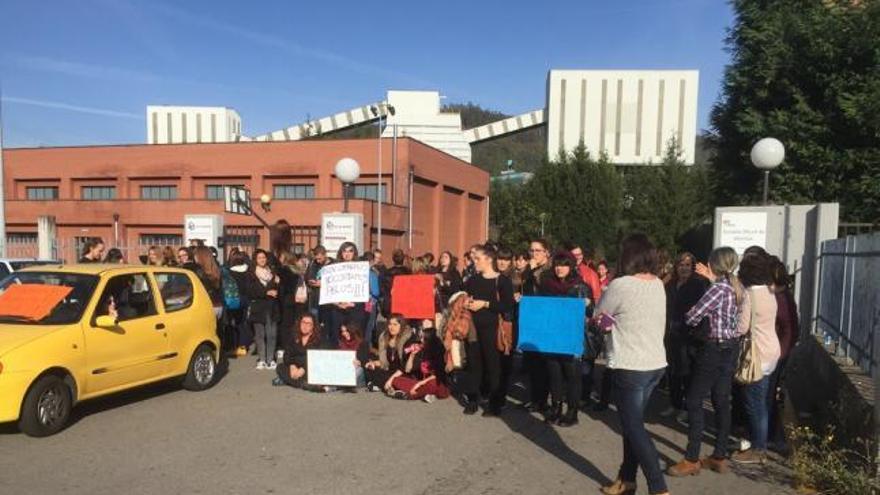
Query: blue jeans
613 368 668 494
744 375 771 450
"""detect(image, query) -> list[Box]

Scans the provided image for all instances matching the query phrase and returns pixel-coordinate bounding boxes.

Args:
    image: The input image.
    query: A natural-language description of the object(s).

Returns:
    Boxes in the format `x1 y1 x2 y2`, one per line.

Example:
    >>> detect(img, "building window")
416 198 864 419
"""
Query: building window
273 184 315 200
140 185 178 200
205 184 243 200
6 232 38 243
26 186 59 200
82 186 117 200
139 234 183 246
351 184 387 202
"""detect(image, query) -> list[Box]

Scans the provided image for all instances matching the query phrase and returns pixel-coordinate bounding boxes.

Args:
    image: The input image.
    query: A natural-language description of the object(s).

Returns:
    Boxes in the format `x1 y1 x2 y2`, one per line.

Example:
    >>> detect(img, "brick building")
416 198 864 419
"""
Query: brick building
2 138 489 262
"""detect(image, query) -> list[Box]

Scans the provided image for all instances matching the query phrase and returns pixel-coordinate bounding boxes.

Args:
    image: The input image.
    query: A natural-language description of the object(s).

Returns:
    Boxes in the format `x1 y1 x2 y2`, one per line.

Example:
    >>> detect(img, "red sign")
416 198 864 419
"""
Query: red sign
391 275 436 319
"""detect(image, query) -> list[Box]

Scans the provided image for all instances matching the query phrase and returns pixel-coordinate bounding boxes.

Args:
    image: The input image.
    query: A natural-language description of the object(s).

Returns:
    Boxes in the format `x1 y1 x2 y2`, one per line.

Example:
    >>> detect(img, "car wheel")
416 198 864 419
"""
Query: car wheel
182 344 217 391
19 374 72 437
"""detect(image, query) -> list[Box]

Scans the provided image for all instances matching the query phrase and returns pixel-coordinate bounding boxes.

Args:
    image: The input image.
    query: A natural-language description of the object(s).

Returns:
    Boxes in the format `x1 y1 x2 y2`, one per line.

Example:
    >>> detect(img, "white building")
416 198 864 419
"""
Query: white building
147 105 242 145
145 69 699 165
546 70 699 164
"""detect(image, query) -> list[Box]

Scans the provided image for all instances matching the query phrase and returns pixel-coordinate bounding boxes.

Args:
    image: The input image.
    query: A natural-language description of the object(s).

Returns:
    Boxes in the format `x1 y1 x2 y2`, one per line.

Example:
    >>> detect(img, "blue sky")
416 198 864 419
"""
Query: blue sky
0 0 733 148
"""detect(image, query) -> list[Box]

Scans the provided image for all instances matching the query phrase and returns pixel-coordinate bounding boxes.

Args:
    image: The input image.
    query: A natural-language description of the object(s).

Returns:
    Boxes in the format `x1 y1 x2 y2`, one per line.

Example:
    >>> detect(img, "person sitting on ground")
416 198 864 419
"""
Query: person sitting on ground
364 314 419 396
388 323 450 403
273 314 324 391
338 320 371 389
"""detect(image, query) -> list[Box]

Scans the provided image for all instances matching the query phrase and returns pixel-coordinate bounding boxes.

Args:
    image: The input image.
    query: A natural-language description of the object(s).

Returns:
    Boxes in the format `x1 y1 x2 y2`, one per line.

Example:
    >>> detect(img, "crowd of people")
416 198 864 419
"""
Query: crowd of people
75 222 800 495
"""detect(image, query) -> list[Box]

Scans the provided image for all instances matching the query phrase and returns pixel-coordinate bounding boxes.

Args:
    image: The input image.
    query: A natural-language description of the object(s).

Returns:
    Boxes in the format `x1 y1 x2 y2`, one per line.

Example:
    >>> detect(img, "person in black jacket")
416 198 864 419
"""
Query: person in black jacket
226 251 252 357
463 244 515 417
539 251 592 427
380 249 412 318
273 314 324 391
661 252 709 422
435 251 462 312
244 249 281 370
364 314 420 396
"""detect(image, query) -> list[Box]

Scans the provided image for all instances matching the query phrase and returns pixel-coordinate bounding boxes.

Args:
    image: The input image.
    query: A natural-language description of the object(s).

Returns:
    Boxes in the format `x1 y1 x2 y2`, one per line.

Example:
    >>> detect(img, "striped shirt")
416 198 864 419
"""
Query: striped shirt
685 279 739 341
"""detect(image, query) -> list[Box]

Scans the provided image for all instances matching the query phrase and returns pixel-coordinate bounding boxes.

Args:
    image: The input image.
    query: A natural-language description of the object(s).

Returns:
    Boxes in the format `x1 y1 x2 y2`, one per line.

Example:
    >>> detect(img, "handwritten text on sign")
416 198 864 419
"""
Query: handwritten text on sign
318 261 370 304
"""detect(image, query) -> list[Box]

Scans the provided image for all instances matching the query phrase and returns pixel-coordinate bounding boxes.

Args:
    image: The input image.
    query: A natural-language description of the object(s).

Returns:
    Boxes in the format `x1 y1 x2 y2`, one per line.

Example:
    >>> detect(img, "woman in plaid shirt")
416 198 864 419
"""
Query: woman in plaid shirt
667 247 744 478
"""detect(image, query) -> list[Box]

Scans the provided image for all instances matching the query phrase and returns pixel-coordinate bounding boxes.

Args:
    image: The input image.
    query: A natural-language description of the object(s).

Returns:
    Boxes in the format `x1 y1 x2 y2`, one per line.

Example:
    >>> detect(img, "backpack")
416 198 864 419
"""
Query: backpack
221 267 242 310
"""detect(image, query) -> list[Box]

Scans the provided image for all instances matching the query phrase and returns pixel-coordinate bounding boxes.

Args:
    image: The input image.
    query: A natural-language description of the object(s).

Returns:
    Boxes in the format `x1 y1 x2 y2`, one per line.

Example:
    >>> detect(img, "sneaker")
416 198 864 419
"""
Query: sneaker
666 458 701 477
731 449 766 465
701 456 730 474
271 377 284 387
423 394 437 404
366 383 379 392
391 390 407 400
275 349 284 361
235 346 248 357
659 406 678 418
256 361 267 370
268 361 277 370
463 401 479 415
324 386 338 393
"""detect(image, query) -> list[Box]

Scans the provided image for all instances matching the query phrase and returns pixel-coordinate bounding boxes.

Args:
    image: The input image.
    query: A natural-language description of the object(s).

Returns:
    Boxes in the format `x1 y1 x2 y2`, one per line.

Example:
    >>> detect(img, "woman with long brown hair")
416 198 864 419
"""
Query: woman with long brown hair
162 246 178 267
273 314 324 389
364 314 419 396
192 245 223 318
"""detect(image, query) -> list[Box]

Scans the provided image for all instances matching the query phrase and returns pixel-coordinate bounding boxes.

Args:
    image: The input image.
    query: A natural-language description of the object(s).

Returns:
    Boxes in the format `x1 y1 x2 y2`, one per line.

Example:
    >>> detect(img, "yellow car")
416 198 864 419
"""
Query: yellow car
0 264 221 436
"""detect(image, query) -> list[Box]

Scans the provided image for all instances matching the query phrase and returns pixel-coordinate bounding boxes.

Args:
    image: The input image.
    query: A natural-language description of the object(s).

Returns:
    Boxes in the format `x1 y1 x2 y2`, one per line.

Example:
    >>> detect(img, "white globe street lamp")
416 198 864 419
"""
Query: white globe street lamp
335 157 361 213
750 137 785 205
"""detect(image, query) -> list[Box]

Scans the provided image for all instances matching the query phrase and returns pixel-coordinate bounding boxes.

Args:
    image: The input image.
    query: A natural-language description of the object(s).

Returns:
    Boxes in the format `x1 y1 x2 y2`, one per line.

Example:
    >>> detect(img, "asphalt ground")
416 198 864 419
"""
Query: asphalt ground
0 357 793 495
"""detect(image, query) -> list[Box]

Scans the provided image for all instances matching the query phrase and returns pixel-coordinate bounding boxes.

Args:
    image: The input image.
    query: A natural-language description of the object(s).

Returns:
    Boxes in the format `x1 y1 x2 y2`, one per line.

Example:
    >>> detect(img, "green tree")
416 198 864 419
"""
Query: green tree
489 181 543 250
527 143 624 256
624 140 713 254
710 0 880 223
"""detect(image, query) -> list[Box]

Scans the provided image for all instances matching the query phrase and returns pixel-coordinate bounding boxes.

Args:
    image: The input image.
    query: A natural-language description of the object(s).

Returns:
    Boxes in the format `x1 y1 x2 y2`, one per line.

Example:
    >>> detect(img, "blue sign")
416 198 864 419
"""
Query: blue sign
518 296 586 356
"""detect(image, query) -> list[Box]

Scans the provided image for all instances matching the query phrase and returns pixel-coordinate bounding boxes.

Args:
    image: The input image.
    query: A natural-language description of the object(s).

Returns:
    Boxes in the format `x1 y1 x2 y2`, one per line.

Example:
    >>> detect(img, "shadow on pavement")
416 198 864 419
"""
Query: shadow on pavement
499 404 613 487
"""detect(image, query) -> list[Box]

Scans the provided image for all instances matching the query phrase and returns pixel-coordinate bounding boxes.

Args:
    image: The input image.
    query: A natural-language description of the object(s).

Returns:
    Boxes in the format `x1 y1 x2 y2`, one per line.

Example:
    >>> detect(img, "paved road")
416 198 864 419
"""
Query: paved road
0 358 793 494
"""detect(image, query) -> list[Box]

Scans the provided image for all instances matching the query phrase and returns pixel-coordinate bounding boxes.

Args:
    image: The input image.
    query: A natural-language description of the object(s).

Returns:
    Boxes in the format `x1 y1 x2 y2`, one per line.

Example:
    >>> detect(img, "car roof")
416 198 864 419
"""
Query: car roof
16 264 194 276
0 258 62 263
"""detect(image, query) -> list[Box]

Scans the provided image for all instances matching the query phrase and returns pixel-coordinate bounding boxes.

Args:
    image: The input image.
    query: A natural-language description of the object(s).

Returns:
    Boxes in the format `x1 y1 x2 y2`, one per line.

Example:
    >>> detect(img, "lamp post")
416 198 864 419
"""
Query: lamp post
370 103 395 249
750 137 785 205
335 157 361 213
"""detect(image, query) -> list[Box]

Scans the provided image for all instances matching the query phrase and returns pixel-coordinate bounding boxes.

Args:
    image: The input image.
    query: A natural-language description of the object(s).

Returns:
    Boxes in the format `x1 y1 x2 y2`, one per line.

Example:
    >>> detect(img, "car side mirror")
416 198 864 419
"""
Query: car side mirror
95 315 118 328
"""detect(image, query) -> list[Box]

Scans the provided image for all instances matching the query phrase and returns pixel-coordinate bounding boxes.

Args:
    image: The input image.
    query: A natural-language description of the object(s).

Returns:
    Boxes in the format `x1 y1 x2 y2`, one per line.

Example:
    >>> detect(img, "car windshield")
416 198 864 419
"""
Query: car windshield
0 272 99 325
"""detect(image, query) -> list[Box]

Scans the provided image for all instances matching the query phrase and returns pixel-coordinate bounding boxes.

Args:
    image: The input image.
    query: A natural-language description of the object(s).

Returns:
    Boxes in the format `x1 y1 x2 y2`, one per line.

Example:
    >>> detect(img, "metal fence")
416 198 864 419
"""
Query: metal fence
815 232 880 375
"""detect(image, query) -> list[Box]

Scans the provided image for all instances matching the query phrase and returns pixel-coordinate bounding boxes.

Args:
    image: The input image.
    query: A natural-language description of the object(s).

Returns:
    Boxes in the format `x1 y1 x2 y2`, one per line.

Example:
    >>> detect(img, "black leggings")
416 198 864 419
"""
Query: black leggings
547 354 582 408
365 367 396 389
466 323 504 408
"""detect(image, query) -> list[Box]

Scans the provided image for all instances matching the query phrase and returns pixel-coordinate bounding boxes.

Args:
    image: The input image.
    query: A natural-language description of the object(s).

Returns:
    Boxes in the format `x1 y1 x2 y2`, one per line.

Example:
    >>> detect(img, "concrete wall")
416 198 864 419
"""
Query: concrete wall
713 203 840 336
546 70 699 164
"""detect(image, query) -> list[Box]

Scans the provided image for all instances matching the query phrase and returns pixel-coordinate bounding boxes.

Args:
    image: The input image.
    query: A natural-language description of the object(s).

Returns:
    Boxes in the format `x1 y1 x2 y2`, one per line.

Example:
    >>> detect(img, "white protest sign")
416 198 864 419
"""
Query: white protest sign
318 261 370 304
307 350 357 386
719 211 768 255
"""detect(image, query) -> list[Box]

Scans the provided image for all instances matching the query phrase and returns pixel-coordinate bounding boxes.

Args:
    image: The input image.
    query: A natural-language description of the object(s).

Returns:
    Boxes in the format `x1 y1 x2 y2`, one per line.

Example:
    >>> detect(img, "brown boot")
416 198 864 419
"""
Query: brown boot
701 456 730 474
666 458 701 477
599 479 636 495
731 449 767 464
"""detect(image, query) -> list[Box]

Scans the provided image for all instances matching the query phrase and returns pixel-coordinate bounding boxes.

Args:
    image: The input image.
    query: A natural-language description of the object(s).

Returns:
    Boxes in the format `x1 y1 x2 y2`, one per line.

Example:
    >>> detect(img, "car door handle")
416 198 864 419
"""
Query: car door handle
155 323 166 330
